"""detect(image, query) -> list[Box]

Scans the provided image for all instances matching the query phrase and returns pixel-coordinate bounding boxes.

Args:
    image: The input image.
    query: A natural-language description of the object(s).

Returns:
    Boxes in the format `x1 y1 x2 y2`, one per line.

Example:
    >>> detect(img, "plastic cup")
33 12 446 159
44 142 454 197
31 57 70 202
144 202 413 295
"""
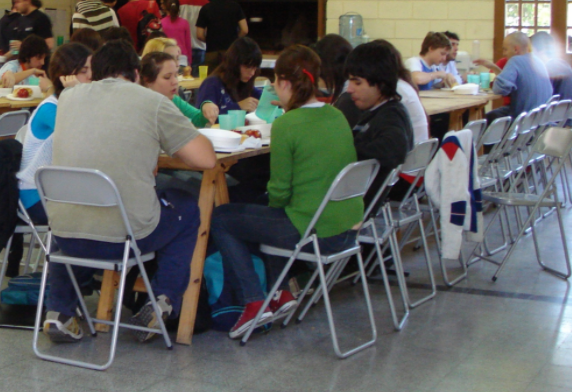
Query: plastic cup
480 72 490 89
218 114 234 130
255 85 280 123
199 65 208 80
228 110 246 127
28 76 40 86
9 40 18 55
467 74 480 84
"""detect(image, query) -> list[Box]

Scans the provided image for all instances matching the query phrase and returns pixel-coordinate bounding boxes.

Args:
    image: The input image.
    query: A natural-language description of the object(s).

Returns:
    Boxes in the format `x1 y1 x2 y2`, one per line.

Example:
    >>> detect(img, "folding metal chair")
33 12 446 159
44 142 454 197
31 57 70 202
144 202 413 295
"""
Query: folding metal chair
465 119 487 148
0 110 30 137
386 139 439 298
475 127 572 281
0 200 48 289
239 160 381 359
33 166 172 371
546 94 560 105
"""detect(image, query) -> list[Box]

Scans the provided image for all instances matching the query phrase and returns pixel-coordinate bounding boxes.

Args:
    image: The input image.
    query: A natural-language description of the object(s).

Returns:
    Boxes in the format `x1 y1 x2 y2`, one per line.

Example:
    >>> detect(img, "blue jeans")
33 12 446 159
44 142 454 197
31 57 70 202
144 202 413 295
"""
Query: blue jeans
210 203 357 305
48 188 200 317
191 49 205 77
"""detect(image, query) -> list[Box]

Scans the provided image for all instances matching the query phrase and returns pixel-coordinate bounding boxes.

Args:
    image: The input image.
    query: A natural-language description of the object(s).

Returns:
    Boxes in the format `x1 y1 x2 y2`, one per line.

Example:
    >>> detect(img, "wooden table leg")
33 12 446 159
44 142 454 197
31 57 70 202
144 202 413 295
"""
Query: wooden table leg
176 160 235 345
448 109 465 131
95 270 118 332
468 104 486 122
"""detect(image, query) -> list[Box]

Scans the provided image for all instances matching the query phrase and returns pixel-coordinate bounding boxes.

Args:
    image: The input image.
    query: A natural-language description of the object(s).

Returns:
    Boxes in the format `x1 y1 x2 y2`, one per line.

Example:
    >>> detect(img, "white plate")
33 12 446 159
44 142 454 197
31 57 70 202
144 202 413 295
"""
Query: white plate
440 88 453 91
213 145 246 153
6 93 34 101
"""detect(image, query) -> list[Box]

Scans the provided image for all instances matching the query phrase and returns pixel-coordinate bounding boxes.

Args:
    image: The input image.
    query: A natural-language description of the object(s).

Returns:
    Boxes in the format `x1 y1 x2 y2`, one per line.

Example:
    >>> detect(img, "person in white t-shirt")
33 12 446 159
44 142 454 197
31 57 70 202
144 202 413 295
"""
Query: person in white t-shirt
439 30 463 85
405 32 457 91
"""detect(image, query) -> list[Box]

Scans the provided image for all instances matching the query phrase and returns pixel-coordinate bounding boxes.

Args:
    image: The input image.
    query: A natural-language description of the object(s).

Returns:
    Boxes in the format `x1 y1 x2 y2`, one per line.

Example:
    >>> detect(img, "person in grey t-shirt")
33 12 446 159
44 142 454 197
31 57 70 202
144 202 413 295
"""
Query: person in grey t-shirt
43 40 216 344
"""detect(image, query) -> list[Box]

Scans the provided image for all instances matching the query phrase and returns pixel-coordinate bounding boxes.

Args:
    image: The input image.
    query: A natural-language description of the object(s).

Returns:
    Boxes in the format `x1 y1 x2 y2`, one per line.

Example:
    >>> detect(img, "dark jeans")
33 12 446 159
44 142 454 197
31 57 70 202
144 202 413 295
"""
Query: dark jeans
7 201 48 277
48 188 200 317
486 105 511 125
210 203 357 305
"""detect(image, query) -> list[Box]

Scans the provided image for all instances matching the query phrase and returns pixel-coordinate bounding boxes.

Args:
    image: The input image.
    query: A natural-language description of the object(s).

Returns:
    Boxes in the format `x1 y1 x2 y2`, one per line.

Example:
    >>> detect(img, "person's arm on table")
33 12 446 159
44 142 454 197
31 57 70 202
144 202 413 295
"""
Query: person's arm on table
174 135 216 169
491 61 517 96
411 70 448 87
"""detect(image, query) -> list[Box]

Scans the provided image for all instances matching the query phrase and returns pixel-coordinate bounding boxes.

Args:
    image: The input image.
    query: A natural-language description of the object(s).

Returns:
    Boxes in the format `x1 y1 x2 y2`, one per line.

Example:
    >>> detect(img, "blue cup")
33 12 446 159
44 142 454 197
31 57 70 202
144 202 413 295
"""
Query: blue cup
467 74 480 84
480 72 490 89
218 114 235 130
228 110 246 127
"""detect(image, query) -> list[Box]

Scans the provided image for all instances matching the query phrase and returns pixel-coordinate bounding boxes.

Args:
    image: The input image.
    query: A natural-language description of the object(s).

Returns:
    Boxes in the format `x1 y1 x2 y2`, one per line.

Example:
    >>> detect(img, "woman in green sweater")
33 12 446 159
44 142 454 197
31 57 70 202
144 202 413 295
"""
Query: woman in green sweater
140 52 218 126
210 45 363 340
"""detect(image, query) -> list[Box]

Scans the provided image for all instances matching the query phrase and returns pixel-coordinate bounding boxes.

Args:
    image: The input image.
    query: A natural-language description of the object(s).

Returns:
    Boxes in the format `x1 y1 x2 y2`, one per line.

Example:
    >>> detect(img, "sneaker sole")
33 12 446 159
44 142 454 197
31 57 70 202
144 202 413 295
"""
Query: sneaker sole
229 311 273 339
129 304 160 342
272 300 298 316
43 321 82 343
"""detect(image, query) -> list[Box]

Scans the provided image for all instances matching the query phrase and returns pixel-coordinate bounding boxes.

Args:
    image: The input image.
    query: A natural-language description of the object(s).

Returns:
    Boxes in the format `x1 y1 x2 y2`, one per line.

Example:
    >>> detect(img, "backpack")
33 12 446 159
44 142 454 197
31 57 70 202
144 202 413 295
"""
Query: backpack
136 9 162 51
204 251 268 332
0 139 22 251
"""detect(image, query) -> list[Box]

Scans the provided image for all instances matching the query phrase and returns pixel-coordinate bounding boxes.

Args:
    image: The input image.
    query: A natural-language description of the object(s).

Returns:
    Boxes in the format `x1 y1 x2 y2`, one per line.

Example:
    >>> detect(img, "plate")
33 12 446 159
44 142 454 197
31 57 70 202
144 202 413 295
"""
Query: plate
6 93 34 101
214 145 246 153
440 88 453 91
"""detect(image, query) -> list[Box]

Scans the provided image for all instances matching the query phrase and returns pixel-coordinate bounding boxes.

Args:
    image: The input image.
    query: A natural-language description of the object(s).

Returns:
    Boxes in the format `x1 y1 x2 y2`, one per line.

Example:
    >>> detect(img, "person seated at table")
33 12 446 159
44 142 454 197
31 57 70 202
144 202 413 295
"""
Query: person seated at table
70 27 103 52
474 32 552 124
0 34 49 88
342 40 414 206
312 33 353 104
5 43 93 280
439 31 463 85
141 37 181 65
196 36 262 115
42 39 216 343
405 32 457 91
210 44 362 339
531 31 572 100
140 51 218 126
100 26 133 46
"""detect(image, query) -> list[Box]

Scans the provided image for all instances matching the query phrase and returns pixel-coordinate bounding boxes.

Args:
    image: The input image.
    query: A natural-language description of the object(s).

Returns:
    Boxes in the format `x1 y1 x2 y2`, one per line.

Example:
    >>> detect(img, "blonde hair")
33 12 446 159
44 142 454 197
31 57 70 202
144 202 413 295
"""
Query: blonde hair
141 37 178 58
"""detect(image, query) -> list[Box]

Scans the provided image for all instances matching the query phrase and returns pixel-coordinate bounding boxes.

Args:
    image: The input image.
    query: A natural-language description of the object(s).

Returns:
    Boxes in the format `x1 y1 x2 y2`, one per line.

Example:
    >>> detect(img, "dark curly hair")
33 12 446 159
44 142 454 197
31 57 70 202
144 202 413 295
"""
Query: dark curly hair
92 39 140 82
49 42 92 97
18 34 49 64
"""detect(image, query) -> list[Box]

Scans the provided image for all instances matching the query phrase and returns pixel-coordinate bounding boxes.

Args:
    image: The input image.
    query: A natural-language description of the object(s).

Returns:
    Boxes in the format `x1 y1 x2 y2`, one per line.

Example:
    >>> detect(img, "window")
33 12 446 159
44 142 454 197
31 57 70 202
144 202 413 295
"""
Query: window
504 0 552 36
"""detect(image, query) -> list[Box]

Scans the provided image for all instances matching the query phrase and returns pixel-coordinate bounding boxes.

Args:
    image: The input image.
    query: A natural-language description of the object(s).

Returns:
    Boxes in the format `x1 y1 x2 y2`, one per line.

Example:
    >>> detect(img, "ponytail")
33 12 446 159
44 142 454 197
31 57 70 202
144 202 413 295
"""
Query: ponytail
163 0 179 22
274 45 320 112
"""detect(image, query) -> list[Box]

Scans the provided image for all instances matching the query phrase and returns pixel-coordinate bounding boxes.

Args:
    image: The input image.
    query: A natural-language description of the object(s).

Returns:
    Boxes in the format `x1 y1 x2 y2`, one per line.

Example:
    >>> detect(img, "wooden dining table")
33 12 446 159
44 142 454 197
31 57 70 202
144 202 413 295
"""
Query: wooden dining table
0 96 43 114
419 90 501 131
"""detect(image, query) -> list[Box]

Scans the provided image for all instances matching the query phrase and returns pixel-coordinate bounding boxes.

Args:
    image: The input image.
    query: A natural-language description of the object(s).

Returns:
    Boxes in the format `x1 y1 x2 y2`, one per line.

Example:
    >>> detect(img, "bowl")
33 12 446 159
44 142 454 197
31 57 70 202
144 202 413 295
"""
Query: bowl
452 83 479 95
245 112 267 125
198 128 241 148
234 124 272 138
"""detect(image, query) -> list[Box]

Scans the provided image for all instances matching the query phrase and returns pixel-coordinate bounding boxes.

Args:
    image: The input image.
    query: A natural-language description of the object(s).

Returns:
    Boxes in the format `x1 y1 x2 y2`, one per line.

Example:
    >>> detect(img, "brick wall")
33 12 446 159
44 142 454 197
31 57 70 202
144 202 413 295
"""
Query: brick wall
326 0 495 61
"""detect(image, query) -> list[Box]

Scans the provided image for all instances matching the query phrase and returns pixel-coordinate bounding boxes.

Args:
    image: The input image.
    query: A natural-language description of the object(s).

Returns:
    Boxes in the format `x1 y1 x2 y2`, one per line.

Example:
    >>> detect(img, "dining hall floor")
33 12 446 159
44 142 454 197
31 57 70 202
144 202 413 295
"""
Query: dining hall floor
1 187 572 392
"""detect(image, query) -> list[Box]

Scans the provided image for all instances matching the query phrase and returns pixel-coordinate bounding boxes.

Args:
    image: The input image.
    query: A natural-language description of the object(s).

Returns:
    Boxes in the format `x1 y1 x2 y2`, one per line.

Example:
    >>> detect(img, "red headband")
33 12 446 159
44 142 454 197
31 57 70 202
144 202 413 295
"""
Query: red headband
302 69 314 84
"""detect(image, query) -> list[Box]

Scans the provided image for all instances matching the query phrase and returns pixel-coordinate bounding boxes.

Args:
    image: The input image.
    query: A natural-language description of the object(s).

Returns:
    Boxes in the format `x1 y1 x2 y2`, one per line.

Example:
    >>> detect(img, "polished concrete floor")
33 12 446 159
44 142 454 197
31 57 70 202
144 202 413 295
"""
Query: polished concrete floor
1 196 572 392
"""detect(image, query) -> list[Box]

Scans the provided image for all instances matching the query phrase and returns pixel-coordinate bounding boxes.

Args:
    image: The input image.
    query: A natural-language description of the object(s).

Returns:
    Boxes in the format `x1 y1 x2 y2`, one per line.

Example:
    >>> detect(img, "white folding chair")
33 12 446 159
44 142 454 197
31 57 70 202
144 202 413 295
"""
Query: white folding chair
546 94 560 105
33 166 172 371
240 160 381 359
0 110 30 137
474 127 572 281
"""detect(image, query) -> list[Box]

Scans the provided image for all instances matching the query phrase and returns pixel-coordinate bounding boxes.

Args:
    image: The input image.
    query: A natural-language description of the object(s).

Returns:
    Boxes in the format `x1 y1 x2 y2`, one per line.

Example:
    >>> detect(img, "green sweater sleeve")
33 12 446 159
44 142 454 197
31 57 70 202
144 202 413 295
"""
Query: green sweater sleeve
172 95 209 128
267 118 293 208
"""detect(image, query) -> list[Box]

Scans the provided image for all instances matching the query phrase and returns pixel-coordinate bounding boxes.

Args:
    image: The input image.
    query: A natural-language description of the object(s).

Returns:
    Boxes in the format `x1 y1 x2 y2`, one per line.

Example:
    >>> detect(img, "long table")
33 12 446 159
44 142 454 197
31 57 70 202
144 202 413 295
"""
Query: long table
0 96 44 114
419 90 501 131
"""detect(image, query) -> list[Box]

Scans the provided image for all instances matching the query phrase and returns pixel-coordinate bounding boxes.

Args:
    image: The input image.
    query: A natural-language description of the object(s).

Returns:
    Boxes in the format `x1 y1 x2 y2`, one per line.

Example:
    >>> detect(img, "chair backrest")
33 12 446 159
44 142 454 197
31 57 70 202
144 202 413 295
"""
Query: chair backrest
477 116 511 150
363 165 402 219
464 119 487 146
548 99 571 126
35 166 138 243
0 110 30 137
301 159 380 239
546 94 560 105
533 126 572 159
401 138 439 175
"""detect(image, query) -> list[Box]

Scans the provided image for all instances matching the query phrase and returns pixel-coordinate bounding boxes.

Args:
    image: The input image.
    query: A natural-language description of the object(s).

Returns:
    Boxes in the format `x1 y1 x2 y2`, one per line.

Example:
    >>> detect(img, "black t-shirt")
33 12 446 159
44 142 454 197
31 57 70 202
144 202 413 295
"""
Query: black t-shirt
196 0 245 52
14 9 53 41
0 13 21 52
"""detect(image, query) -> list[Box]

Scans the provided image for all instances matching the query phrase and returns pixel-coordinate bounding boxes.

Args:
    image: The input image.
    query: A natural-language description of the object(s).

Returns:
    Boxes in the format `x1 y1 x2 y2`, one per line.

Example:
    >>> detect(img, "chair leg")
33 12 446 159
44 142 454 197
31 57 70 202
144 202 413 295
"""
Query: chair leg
0 235 13 289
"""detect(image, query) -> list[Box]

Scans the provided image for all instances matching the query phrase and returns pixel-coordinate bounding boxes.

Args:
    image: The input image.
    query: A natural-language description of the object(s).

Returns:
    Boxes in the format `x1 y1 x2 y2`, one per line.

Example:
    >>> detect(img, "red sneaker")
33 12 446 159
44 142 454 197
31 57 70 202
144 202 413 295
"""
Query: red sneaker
229 300 273 339
269 290 297 316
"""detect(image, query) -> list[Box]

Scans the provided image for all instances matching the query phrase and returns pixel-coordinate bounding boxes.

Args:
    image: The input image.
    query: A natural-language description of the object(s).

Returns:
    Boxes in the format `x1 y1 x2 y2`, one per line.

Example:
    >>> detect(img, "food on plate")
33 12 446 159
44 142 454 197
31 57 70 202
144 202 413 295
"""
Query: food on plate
14 87 32 98
231 129 261 138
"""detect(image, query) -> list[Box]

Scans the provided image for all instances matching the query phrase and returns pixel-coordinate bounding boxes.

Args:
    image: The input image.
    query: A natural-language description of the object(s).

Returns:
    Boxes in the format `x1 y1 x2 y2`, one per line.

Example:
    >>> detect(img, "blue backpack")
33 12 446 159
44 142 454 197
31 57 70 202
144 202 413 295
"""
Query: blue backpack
204 251 267 332
1 272 49 306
